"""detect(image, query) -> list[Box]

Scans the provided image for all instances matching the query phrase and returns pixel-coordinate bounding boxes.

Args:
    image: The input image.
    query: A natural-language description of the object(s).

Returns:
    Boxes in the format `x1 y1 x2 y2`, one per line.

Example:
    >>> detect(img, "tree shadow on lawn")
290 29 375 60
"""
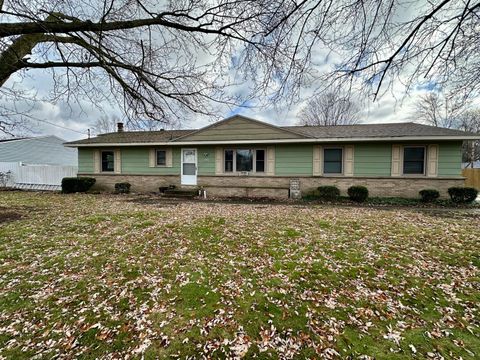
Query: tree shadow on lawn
0 206 31 224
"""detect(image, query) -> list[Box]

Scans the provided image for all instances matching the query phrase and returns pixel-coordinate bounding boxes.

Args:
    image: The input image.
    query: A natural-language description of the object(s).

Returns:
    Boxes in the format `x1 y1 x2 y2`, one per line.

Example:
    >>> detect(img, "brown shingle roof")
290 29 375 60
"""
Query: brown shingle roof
66 129 195 145
65 121 480 146
283 122 480 138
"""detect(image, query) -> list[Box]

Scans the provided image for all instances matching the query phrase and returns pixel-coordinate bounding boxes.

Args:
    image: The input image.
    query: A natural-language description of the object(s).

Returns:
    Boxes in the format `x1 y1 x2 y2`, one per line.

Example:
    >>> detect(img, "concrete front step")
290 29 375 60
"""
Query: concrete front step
163 189 198 198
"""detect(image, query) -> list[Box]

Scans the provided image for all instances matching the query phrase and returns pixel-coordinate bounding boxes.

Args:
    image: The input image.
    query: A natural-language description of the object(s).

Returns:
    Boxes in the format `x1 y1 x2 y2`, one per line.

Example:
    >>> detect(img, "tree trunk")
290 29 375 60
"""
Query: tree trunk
0 14 67 86
0 32 48 86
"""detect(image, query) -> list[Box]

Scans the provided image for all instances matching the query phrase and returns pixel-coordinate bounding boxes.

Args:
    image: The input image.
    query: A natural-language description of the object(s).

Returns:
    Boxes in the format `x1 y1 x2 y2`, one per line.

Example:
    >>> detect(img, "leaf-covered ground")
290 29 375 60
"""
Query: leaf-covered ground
0 192 479 359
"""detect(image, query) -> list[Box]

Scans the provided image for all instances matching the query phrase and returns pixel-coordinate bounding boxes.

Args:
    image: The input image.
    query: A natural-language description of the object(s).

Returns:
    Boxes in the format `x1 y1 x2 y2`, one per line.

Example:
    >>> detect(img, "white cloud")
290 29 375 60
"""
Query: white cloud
2 0 478 138
2 57 467 139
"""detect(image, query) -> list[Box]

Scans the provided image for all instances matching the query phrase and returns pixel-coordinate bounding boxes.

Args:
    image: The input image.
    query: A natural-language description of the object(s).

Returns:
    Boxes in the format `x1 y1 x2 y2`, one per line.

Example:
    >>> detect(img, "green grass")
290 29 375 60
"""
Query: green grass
0 192 479 358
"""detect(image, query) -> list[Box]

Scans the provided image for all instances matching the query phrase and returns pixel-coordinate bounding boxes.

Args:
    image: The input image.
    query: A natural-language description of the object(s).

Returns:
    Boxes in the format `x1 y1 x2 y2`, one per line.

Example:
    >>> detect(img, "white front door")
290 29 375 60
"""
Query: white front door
181 148 197 185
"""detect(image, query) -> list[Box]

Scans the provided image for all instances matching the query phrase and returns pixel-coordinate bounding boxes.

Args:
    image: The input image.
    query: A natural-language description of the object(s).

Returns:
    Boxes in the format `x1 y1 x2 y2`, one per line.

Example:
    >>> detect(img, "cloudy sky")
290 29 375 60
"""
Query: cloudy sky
4 66 432 142
2 0 477 142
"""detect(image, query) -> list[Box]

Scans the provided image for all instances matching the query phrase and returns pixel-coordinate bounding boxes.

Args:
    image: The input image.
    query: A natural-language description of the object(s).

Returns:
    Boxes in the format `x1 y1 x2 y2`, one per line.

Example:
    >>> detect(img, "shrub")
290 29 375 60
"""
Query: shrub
0 170 12 187
419 189 440 203
115 182 131 194
448 187 478 203
61 177 96 193
317 186 340 200
464 187 479 203
302 190 320 201
347 185 369 202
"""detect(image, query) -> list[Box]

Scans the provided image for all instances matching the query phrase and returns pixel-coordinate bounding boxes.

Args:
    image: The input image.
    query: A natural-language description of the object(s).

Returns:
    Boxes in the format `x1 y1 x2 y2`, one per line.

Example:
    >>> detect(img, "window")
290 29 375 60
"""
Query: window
101 151 114 172
256 149 265 172
324 148 343 174
156 150 166 166
403 146 425 174
236 149 253 171
224 149 265 173
182 149 196 176
224 150 234 172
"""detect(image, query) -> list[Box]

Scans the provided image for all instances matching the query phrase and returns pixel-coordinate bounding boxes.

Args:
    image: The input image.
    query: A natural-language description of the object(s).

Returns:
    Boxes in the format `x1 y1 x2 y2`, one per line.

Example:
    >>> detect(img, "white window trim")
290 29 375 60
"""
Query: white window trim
101 149 115 173
402 145 427 176
149 147 172 168
155 149 167 167
224 148 266 174
323 146 344 176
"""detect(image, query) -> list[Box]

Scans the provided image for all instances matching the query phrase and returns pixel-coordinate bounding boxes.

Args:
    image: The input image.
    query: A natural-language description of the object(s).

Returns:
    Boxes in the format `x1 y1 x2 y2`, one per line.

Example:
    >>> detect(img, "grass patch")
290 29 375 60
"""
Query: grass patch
0 192 478 358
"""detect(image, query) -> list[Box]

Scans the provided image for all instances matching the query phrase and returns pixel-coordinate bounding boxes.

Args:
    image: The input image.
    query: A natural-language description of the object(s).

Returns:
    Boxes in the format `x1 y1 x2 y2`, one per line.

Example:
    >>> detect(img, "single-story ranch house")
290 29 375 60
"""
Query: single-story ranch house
65 115 480 198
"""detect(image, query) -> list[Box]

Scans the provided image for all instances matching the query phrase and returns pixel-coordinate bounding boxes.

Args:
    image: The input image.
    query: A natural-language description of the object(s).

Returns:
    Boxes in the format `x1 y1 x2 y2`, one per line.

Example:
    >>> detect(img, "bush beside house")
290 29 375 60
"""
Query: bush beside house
347 186 369 202
115 182 131 194
448 187 478 203
419 189 440 203
61 177 96 193
317 186 340 200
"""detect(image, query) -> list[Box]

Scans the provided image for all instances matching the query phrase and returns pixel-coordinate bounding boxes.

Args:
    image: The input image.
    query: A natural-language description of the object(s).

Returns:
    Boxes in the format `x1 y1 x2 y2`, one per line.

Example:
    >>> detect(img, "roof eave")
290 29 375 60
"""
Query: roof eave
64 135 480 147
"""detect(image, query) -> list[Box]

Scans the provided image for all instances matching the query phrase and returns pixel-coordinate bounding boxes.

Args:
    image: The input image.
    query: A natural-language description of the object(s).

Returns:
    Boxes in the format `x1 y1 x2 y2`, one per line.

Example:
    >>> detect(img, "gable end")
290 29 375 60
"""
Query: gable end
175 115 307 142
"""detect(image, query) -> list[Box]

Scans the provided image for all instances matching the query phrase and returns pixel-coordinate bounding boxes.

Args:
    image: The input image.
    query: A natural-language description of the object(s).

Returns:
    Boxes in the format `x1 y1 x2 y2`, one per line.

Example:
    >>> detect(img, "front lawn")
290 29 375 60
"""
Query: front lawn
0 192 479 359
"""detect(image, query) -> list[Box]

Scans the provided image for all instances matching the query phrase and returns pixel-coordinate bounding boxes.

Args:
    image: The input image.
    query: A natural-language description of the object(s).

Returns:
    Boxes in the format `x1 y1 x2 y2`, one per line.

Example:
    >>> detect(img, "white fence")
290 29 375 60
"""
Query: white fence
0 162 78 190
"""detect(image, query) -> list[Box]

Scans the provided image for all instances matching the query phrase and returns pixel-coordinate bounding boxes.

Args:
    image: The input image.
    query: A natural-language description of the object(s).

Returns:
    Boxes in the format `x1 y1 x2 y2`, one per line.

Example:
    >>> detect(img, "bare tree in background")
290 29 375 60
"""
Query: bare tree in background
458 110 480 167
92 115 168 135
414 91 480 167
298 91 360 126
0 0 479 135
91 115 119 135
414 92 466 129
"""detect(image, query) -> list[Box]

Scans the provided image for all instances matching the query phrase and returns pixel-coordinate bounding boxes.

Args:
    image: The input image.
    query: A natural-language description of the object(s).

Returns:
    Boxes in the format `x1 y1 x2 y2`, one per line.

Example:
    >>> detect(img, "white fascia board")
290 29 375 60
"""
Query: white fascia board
65 135 480 147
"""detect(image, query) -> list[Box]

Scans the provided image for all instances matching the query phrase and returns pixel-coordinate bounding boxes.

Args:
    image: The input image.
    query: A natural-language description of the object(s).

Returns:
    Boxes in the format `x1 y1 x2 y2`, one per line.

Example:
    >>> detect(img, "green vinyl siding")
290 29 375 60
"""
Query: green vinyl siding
181 117 303 141
120 146 215 175
275 144 313 176
354 144 392 176
438 142 462 176
121 147 180 175
78 148 95 173
77 146 214 175
197 147 215 175
76 141 464 178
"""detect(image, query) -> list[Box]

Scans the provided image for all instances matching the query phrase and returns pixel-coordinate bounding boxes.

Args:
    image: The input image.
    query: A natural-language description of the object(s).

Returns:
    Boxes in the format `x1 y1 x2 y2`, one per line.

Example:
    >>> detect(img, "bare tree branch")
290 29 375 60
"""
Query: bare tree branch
298 89 360 126
1 0 480 136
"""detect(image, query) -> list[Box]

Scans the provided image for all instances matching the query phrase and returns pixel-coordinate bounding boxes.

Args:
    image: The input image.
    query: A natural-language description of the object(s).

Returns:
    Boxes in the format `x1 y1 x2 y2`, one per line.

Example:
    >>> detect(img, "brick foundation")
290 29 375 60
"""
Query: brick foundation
88 174 180 193
84 174 464 199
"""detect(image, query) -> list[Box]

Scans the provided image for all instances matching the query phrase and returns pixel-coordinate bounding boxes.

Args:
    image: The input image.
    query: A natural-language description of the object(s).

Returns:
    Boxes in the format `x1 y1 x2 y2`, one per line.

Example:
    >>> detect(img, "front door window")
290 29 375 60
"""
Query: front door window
181 149 197 185
183 150 196 175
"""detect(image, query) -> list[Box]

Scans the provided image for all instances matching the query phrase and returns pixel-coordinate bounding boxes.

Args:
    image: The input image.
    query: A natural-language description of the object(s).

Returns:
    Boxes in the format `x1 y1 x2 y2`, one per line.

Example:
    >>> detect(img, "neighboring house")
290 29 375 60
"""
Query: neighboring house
0 135 77 166
0 136 78 190
65 115 480 198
